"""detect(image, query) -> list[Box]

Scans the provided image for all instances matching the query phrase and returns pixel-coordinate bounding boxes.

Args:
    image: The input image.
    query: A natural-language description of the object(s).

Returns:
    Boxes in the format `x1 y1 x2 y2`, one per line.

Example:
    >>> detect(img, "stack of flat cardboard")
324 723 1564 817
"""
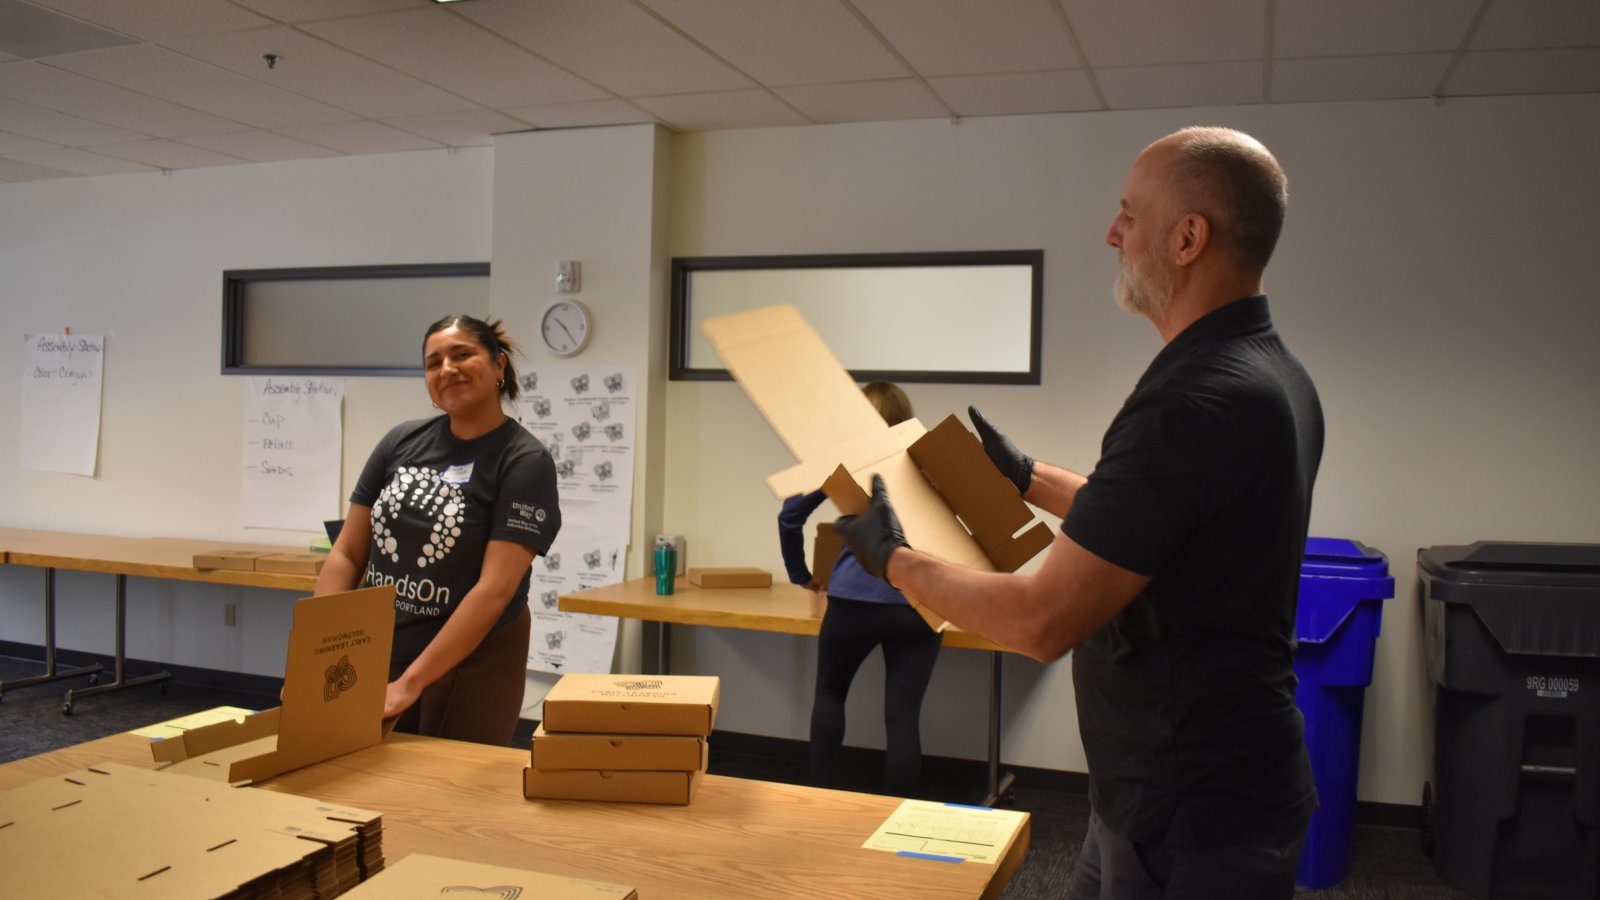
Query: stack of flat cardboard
0 762 384 898
193 549 326 576
339 853 636 899
524 674 720 806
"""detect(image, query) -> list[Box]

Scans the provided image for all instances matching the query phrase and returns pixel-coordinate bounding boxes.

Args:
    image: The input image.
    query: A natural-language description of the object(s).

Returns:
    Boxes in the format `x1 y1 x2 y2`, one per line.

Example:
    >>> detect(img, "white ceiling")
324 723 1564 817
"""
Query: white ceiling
2 0 1597 183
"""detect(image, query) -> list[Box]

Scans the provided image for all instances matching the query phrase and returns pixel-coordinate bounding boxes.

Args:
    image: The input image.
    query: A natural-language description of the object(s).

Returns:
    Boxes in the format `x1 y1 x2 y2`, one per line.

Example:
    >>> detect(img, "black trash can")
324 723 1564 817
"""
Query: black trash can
1419 542 1600 899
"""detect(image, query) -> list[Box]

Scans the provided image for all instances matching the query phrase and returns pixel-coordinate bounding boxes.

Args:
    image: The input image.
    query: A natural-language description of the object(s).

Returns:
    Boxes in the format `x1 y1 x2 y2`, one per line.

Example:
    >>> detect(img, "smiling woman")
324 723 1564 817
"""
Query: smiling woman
313 314 562 747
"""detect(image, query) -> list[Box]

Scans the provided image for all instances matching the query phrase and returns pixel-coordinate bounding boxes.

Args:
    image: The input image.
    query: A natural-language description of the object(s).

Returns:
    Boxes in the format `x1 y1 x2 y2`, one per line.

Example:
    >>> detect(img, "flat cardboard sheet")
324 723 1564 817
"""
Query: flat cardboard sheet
192 549 271 571
0 762 384 898
541 673 719 737
686 566 772 588
255 551 327 575
340 853 636 900
531 723 707 772
152 585 395 784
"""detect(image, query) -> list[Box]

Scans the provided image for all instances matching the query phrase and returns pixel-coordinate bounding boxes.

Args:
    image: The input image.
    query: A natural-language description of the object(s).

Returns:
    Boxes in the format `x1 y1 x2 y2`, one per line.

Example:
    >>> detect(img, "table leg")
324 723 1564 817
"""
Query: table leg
62 574 171 714
0 568 103 701
983 649 1015 807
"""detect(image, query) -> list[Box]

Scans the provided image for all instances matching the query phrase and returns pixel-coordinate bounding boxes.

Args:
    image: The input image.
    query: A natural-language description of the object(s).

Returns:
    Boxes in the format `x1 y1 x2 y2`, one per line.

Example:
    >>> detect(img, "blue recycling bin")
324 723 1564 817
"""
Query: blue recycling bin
1293 537 1395 889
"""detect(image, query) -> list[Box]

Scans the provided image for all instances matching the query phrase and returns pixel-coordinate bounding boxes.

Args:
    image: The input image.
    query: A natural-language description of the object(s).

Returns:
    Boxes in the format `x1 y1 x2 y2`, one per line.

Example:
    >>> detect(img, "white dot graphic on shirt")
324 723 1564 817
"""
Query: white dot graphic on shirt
371 465 468 570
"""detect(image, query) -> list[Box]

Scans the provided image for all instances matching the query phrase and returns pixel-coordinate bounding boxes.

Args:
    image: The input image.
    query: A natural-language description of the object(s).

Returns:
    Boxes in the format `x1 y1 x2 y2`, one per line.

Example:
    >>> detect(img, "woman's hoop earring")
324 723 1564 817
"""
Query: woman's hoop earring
496 378 505 389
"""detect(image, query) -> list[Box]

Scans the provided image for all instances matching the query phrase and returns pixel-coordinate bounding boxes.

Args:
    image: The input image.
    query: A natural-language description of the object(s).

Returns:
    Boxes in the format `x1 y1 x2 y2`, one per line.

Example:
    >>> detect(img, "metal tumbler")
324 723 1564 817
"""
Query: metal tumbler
654 543 677 595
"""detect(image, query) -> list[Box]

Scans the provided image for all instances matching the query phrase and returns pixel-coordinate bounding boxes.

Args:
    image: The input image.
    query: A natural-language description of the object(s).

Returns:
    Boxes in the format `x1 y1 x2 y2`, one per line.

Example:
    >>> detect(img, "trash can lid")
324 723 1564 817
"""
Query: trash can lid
1418 541 1600 588
1303 537 1389 578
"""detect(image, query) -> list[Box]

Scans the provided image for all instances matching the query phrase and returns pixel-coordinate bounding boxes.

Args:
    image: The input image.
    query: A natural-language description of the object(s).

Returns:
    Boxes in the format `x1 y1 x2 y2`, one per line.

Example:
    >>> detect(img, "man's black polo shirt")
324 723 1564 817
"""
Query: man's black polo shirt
1061 294 1324 848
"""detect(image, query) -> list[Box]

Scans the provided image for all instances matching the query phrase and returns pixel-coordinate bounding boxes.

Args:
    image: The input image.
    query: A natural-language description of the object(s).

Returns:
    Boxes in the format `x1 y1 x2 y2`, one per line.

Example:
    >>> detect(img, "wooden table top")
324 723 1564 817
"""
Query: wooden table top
0 730 1028 899
0 527 319 593
560 576 1008 652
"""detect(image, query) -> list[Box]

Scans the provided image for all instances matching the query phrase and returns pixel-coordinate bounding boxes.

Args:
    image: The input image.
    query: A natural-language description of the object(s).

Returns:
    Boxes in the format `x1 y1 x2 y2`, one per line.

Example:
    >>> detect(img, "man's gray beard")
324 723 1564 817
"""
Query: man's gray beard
1114 256 1174 317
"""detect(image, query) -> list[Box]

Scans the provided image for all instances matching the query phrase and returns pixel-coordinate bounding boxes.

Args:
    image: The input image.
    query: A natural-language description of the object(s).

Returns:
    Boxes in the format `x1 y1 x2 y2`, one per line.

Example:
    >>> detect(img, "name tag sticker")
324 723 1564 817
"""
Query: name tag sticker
440 463 474 485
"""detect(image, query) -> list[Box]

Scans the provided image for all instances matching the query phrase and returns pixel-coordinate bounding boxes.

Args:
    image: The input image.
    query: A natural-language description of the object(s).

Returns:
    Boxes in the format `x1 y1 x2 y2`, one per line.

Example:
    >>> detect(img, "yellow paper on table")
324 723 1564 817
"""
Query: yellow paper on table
129 706 255 739
862 798 1029 865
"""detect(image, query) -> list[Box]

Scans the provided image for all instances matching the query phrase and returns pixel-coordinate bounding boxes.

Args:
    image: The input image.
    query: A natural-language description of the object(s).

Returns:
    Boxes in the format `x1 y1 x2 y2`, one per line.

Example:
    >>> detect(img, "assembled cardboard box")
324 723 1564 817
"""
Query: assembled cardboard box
151 585 395 784
540 673 719 737
523 765 707 806
531 723 707 772
701 305 1052 631
686 566 773 589
340 853 635 900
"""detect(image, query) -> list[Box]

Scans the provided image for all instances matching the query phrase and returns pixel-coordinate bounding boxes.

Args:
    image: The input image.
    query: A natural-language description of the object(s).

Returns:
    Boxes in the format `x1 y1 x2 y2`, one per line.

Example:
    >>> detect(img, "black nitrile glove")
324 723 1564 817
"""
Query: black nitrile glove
969 405 1034 495
833 474 910 583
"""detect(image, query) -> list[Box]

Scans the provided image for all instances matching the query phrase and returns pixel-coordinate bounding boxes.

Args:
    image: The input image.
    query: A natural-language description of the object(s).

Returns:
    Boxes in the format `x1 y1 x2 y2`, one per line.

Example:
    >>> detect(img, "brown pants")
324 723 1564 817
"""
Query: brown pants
394 605 531 747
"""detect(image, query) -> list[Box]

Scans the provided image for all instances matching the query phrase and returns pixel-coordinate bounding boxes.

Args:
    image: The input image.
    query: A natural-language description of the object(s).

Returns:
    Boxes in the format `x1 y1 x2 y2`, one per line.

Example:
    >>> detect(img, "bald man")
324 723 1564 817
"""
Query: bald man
838 127 1323 898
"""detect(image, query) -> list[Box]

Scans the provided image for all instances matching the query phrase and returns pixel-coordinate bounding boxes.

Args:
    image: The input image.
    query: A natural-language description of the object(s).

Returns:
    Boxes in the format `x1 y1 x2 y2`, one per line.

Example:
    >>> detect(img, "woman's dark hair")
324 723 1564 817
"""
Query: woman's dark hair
423 314 522 401
861 381 913 426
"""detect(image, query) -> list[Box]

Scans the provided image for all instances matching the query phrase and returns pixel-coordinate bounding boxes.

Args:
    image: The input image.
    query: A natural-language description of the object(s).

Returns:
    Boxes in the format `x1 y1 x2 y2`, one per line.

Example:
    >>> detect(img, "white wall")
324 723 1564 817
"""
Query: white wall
3 95 1597 809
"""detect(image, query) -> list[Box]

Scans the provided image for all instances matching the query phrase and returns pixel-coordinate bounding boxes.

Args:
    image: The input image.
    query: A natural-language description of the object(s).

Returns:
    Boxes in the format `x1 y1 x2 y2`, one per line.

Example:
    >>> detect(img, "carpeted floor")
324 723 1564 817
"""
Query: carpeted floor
0 653 1473 899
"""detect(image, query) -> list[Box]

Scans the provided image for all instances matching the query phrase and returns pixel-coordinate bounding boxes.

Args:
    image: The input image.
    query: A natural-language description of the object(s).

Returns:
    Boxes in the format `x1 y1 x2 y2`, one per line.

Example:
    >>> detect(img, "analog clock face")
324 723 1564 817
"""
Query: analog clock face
541 300 591 357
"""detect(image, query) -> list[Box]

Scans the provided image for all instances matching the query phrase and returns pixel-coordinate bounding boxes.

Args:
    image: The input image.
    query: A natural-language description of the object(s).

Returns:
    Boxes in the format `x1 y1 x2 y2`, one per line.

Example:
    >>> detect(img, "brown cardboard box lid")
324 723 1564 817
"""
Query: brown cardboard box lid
341 853 635 900
686 567 772 588
255 551 327 575
523 765 706 806
541 674 719 737
531 723 708 772
152 585 395 784
192 549 273 571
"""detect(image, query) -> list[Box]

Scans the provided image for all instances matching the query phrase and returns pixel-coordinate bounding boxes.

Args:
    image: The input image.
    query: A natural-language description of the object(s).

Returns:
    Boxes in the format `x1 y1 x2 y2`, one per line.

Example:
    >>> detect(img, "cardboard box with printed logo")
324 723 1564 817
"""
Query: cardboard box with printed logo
340 853 635 899
540 674 719 737
151 585 395 784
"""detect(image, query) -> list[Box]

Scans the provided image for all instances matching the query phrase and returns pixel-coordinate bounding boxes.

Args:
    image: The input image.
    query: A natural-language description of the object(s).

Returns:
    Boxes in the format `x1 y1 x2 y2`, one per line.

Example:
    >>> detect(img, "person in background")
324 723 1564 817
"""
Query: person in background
835 127 1322 898
317 314 561 747
778 381 941 796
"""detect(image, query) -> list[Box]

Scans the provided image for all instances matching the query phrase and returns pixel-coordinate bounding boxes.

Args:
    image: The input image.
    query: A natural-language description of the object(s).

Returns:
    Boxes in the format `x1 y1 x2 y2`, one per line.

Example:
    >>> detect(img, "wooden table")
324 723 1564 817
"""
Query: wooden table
0 528 318 710
0 729 1029 899
562 577 1020 805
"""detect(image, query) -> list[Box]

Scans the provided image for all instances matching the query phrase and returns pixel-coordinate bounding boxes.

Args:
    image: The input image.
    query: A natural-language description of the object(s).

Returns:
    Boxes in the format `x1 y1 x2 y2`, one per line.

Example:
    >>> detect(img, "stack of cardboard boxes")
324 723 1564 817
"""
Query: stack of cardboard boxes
524 674 720 806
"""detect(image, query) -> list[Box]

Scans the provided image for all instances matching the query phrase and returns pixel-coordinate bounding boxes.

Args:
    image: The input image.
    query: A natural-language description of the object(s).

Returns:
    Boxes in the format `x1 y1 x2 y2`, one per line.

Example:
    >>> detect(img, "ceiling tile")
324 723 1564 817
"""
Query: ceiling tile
0 128 59 153
0 94 147 144
1097 61 1265 110
278 118 443 154
1061 0 1264 66
24 0 273 41
1274 0 1479 58
928 70 1101 117
0 61 246 137
641 0 905 86
775 79 948 124
0 155 73 180
177 129 341 162
1446 48 1600 97
854 0 1080 75
47 44 360 128
0 0 138 59
501 98 657 129
631 89 808 131
1272 54 1453 103
381 108 532 146
303 7 608 108
6 145 156 175
1472 0 1600 49
454 0 751 96
87 138 249 168
232 0 426 23
161 25 479 119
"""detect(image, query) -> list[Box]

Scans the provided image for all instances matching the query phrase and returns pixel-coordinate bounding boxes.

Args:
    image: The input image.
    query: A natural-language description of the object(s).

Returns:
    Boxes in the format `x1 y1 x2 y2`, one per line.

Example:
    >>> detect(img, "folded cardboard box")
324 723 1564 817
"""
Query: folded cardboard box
523 765 706 806
541 674 719 737
152 585 395 784
341 853 635 900
192 549 273 571
686 566 772 589
702 305 1052 632
255 551 327 575
532 723 708 772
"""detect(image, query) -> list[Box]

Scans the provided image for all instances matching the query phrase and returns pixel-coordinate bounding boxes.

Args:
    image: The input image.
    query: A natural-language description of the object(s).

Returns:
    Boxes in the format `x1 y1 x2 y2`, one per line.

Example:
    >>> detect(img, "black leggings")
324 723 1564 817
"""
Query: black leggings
810 596 942 795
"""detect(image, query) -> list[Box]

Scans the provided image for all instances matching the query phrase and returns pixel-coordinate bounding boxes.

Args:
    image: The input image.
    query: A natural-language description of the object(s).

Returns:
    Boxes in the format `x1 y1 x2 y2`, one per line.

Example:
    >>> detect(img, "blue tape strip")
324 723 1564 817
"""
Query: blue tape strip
943 802 993 811
896 851 965 864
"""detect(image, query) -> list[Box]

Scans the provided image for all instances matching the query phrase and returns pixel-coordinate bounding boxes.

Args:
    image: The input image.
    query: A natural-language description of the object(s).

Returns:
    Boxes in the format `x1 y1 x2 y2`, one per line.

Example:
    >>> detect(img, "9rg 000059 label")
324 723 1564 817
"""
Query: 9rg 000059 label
1527 675 1580 699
